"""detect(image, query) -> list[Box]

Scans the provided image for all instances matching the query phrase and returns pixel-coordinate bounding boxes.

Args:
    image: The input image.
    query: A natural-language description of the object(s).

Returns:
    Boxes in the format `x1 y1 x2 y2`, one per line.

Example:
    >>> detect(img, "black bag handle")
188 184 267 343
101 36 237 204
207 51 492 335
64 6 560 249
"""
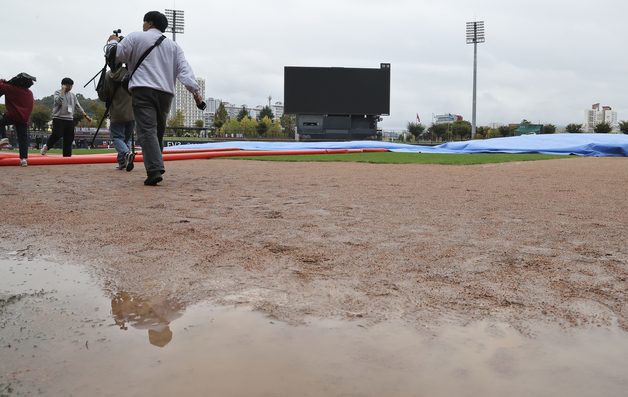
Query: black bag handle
126 35 166 83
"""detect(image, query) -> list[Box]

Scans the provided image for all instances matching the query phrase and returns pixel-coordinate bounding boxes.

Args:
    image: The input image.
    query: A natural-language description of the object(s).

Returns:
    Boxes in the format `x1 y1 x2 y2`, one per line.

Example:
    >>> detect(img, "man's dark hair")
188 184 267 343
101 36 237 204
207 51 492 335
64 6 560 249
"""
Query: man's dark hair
61 77 74 86
144 11 168 33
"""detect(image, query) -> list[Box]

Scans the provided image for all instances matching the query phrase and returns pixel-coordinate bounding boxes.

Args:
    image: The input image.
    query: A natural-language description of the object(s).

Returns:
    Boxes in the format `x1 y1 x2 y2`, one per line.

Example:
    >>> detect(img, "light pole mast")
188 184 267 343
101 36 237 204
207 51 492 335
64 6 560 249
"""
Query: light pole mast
165 9 185 122
165 9 185 42
466 21 485 139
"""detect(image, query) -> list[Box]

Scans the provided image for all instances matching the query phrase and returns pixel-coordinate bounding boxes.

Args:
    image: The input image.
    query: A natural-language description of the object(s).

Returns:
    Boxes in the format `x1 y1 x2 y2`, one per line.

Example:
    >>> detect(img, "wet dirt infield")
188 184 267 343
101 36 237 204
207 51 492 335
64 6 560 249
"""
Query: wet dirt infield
1 156 627 335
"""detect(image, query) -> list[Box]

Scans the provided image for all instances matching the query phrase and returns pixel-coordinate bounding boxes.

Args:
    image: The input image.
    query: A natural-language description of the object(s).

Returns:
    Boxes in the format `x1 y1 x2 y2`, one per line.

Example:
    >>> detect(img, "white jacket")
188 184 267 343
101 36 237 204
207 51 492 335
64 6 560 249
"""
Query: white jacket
108 28 200 96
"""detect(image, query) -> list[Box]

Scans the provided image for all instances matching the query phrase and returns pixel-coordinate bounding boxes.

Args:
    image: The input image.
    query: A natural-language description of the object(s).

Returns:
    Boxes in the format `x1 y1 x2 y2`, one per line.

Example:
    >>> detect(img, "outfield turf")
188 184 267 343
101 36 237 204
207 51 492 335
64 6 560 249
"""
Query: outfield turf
14 148 570 165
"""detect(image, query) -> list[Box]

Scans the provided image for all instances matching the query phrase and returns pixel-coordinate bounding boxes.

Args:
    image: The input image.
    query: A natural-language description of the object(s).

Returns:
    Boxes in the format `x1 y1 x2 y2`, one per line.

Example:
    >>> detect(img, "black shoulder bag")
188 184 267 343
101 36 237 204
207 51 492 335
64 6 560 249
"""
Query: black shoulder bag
121 35 166 94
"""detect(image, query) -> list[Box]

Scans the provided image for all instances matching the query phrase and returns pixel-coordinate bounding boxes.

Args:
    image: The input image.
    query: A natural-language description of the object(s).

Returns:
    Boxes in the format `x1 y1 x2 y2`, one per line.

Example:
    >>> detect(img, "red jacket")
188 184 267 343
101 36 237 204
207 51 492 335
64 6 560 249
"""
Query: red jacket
0 80 34 124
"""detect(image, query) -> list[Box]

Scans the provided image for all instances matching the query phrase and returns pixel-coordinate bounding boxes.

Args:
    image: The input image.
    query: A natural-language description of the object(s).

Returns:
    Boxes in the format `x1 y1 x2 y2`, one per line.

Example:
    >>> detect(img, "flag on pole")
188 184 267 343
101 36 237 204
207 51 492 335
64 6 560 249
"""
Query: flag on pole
416 113 420 122
448 113 455 121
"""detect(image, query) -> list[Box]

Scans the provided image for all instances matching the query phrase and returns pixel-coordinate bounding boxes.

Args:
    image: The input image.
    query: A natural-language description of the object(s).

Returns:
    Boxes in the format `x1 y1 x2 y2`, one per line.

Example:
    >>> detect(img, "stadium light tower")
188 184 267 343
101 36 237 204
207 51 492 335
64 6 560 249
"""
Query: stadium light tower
165 9 184 42
466 21 485 138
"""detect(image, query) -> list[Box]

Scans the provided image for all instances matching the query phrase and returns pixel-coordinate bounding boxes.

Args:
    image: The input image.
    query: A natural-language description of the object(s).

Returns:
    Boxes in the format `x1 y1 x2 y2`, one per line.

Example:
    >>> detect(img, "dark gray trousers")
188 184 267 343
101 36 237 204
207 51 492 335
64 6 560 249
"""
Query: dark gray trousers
131 87 173 175
48 118 75 157
0 114 29 159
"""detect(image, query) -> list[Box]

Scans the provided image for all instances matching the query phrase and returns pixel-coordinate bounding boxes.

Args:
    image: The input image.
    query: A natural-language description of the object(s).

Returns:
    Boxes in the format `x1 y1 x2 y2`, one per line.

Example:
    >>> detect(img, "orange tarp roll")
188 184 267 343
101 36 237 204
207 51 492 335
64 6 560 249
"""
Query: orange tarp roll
0 147 390 166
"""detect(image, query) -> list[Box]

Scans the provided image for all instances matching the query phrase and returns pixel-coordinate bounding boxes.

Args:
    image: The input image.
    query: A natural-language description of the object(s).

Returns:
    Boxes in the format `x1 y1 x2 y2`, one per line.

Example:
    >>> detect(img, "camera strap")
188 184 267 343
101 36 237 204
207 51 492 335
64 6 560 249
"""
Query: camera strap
127 35 166 82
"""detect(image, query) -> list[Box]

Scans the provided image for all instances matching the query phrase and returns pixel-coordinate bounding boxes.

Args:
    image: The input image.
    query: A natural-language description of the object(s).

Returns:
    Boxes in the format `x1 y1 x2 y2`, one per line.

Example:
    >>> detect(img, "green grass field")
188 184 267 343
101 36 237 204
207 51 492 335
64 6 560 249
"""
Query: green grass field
17 148 570 165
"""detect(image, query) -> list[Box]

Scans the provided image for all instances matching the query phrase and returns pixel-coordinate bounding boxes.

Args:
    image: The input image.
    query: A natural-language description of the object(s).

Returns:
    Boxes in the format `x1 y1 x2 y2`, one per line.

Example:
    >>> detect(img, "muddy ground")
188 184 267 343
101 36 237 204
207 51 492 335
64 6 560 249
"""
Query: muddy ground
1 156 627 336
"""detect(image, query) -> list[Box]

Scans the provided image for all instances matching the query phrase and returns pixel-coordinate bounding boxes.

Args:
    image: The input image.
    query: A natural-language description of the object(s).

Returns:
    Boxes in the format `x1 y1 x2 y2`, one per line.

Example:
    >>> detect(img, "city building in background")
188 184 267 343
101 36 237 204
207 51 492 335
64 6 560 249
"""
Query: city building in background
584 103 618 132
170 78 205 127
201 99 284 124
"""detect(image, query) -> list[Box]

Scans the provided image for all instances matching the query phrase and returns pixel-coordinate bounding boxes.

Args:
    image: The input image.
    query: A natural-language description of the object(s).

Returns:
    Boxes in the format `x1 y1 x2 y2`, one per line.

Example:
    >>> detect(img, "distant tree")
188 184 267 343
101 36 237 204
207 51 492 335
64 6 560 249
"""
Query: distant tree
406 121 426 139
221 118 242 137
237 106 249 122
30 104 52 131
36 95 55 109
543 124 556 134
240 116 258 137
280 113 296 136
487 128 501 138
256 116 272 136
619 120 628 134
396 132 412 142
75 93 104 117
73 112 84 127
0 104 6 114
268 118 282 137
168 110 185 128
593 121 612 134
474 125 490 139
90 102 107 128
195 119 204 128
427 123 448 141
213 102 228 130
520 119 532 125
565 123 584 133
451 120 472 140
257 105 274 121
498 125 511 137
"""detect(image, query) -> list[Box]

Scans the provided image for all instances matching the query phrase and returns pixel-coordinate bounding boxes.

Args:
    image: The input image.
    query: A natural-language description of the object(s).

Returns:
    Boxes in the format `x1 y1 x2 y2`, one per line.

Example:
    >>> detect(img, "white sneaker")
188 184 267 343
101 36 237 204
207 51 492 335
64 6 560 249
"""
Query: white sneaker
20 159 27 167
0 138 8 147
40 144 48 155
124 152 136 172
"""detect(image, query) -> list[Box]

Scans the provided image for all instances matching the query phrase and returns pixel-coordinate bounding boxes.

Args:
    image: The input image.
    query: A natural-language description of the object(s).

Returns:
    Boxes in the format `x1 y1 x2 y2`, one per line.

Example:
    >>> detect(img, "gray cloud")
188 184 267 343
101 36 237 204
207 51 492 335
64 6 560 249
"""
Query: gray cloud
2 0 627 131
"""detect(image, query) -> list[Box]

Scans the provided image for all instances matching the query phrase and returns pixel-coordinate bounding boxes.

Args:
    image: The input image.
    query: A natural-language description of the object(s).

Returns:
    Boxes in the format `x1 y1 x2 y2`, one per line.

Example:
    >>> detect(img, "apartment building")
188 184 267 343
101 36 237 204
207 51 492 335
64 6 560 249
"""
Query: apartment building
203 99 285 123
584 103 617 132
169 77 206 127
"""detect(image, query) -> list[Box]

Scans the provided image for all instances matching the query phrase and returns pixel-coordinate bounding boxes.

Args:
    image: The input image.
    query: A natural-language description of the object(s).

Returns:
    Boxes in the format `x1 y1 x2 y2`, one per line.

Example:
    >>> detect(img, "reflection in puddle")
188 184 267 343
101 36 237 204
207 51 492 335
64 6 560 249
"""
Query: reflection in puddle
111 292 185 347
1 257 628 396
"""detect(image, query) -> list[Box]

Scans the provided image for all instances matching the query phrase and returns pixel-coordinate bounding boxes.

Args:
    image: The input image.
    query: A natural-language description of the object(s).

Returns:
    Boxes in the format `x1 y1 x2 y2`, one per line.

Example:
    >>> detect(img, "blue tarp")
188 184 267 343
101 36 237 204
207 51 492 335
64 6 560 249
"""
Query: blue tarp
164 134 628 157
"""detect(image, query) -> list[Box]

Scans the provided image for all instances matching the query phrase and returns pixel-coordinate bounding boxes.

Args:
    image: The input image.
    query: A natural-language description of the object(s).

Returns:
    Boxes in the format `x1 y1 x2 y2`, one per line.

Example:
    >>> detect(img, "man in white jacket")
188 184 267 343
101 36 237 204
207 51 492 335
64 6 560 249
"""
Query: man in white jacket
107 11 204 186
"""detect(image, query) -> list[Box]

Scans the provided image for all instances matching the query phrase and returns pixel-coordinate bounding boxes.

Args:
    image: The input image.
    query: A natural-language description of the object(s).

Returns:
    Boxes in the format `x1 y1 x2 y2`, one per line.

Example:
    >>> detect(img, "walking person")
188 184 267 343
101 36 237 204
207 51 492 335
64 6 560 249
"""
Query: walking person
97 64 136 171
41 78 92 157
106 11 205 185
0 72 36 166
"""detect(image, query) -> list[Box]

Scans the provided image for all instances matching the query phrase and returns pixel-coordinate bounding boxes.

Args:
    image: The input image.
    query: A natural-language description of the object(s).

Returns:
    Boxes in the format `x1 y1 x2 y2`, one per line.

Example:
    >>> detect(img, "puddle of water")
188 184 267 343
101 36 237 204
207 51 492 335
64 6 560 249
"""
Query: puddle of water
1 257 627 396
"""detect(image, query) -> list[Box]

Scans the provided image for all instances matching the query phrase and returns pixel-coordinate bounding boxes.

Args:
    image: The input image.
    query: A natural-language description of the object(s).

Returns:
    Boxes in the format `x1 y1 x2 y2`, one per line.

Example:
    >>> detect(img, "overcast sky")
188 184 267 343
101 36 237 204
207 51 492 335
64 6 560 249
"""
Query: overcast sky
1 0 626 130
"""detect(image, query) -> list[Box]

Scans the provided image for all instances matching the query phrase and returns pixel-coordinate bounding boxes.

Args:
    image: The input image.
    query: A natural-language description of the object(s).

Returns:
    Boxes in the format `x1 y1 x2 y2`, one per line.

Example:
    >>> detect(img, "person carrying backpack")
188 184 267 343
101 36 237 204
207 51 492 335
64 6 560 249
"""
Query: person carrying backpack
0 72 36 166
97 65 136 171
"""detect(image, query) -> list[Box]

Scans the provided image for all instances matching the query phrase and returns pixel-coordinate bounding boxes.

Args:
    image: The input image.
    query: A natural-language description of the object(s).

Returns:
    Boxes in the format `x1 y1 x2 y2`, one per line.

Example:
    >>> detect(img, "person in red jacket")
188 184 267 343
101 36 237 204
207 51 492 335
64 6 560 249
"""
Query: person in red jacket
0 72 36 166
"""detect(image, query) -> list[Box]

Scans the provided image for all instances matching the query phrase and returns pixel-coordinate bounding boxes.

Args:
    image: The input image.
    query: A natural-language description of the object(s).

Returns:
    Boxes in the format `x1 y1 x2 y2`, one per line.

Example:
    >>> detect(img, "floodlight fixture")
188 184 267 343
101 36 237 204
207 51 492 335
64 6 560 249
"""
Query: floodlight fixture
466 21 485 138
165 9 185 41
466 21 485 44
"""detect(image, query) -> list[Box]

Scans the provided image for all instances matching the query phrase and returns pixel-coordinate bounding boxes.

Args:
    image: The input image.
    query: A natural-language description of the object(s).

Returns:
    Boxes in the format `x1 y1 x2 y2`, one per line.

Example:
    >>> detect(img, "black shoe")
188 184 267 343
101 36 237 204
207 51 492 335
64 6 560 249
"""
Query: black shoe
144 171 163 186
124 152 136 172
